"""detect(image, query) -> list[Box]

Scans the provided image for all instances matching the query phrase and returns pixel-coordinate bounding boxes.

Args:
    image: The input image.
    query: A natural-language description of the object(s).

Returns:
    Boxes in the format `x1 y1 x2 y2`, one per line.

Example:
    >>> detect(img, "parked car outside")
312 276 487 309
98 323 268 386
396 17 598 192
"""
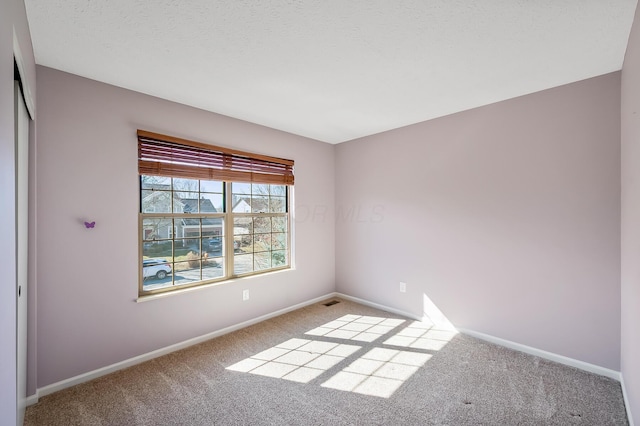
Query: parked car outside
206 237 222 254
143 258 172 280
204 237 240 254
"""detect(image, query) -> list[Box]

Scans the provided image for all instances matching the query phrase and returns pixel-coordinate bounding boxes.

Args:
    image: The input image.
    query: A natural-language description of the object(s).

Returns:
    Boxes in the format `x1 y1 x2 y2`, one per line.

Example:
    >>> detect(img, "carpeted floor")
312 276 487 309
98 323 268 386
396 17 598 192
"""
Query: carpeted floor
25 298 628 425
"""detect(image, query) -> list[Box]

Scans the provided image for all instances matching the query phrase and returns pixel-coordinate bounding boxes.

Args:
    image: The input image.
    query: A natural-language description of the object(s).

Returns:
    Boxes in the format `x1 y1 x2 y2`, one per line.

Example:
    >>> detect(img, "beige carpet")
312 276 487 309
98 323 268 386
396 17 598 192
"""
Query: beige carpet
25 298 628 425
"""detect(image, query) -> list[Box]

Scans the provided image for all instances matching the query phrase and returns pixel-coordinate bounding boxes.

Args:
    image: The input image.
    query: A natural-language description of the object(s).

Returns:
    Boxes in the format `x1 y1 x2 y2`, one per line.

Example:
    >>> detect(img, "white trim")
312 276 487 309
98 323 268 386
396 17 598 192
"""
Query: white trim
26 393 39 407
338 295 625 383
458 327 621 381
334 292 424 321
12 27 35 119
621 374 635 426
337 295 629 421
35 291 627 410
37 292 337 398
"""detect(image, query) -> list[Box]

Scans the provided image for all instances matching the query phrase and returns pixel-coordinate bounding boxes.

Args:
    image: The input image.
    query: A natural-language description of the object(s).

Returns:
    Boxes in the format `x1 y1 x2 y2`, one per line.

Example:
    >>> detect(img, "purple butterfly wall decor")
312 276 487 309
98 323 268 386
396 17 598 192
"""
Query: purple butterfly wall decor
84 221 96 229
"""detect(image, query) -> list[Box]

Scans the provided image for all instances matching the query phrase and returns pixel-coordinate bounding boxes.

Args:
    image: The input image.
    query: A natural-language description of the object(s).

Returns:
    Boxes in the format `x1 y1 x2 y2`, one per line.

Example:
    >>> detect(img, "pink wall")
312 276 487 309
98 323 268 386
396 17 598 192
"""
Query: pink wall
621 2 640 422
336 73 622 370
0 0 36 421
34 66 335 387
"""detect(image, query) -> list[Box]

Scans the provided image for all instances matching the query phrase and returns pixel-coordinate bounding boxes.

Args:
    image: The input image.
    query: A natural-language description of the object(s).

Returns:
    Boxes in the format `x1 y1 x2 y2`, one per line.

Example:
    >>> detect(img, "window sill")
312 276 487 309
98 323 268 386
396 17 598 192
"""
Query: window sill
135 267 293 303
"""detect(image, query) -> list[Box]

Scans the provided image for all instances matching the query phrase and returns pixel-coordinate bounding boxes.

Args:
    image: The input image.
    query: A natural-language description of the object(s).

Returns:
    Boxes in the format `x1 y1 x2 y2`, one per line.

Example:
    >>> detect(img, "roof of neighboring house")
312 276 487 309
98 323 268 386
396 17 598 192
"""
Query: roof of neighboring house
181 198 222 226
142 183 171 191
181 198 216 213
232 196 269 213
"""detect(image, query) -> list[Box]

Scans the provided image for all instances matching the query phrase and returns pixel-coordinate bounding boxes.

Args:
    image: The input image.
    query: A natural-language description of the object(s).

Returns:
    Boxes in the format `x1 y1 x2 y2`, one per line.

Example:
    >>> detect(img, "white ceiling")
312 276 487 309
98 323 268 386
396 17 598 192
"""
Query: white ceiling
25 0 638 144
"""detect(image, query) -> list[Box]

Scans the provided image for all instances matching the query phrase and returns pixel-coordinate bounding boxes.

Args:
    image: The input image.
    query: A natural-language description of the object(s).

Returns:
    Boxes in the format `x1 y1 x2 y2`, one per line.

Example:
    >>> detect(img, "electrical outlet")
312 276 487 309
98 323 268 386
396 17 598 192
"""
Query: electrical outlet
242 289 250 301
399 282 407 293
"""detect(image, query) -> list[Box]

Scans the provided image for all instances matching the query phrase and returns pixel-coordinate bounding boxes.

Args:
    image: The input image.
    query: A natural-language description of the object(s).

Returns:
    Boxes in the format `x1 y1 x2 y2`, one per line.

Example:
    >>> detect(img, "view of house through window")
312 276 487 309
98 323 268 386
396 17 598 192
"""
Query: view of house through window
137 129 294 296
231 182 289 275
140 176 290 294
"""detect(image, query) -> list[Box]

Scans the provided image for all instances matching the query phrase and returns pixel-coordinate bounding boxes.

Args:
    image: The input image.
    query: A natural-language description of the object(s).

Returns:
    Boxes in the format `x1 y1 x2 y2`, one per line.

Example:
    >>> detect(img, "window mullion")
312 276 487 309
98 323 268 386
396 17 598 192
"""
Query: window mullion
225 182 234 277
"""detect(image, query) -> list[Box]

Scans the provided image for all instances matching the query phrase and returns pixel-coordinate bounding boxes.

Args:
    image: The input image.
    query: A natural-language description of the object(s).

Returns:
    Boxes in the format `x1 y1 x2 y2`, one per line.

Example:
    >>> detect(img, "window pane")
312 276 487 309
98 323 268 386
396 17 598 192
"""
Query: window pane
142 218 173 241
200 179 223 193
141 175 171 190
173 178 199 192
234 253 253 275
272 233 287 250
173 260 201 286
252 184 269 196
205 236 224 256
142 241 173 260
181 222 201 239
142 279 173 292
234 217 253 234
233 235 250 253
252 196 269 213
199 194 223 213
174 239 191 253
270 196 286 213
254 216 270 233
142 256 173 291
270 185 286 196
272 250 287 267
141 190 172 213
232 182 251 195
232 195 252 213
272 216 287 232
202 256 224 281
253 234 271 252
254 252 271 271
175 192 200 213
202 218 224 238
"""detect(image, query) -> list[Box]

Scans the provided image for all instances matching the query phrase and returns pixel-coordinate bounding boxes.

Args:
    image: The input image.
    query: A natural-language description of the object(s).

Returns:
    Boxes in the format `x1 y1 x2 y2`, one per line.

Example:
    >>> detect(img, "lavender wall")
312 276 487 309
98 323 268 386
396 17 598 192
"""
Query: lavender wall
34 66 335 388
27 16 636 408
621 2 640 422
336 73 622 370
0 0 36 421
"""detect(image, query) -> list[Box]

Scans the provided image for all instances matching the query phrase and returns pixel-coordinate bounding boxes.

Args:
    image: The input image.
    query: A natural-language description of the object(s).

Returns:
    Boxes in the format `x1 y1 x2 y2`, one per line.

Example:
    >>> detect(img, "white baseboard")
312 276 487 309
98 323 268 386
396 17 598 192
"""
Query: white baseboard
339 296 631 423
334 295 623 384
36 292 337 399
621 374 635 426
458 328 621 381
33 290 626 414
26 393 39 407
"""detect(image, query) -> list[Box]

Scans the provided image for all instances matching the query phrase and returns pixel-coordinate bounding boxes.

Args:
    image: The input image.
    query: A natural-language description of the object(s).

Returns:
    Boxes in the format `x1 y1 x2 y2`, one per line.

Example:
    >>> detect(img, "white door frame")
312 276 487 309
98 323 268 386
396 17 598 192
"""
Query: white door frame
13 27 33 426
15 81 29 426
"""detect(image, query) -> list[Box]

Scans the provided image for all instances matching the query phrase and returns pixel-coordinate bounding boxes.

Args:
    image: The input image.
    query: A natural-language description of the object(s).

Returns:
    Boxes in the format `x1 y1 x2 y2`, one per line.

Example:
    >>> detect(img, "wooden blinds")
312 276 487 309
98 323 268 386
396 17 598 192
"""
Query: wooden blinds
137 130 294 185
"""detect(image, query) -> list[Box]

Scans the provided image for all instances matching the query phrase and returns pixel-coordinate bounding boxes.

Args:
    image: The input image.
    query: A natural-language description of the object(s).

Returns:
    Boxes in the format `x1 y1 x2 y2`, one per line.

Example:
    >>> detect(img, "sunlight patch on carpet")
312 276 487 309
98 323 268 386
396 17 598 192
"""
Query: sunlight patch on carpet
320 348 432 398
383 321 458 350
226 313 443 398
227 337 361 383
304 314 406 342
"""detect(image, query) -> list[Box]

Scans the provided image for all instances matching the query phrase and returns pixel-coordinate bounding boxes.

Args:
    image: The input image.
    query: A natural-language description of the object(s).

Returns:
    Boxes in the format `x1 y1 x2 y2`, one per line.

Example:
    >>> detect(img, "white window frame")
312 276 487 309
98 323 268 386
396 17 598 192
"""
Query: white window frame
139 178 291 296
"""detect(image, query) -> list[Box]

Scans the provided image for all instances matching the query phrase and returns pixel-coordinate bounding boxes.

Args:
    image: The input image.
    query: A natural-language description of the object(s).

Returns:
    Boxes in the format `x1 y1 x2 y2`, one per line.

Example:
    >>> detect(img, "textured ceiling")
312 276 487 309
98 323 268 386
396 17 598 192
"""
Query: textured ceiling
25 0 638 144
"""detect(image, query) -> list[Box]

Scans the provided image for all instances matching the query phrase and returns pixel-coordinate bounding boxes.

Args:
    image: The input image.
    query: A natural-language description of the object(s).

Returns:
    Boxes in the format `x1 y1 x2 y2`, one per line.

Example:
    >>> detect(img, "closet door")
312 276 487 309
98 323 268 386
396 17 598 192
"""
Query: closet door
15 81 29 426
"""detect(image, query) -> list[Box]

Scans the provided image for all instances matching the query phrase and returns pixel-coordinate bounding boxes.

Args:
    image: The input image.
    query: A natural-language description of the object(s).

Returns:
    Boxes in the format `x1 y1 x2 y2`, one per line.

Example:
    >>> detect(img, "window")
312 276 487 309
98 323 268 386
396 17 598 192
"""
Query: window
138 130 293 296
